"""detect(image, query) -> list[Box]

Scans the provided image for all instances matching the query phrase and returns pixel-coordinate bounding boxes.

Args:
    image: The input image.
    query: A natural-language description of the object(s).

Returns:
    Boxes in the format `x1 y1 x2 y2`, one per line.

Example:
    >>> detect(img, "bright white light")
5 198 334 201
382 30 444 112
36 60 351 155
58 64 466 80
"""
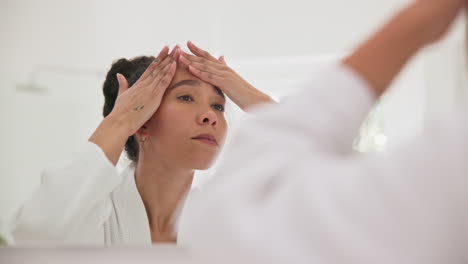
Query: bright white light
374 134 387 146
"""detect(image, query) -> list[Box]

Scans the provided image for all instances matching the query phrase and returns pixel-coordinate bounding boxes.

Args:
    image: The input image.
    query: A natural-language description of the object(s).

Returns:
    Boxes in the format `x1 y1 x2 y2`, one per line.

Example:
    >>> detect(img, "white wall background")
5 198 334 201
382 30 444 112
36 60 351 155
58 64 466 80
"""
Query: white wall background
0 0 466 232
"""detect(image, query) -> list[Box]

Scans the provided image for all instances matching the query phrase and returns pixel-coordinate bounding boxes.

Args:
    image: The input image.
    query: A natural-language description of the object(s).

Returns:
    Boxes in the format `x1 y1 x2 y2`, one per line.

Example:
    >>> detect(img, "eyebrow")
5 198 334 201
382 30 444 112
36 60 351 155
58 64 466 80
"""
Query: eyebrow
169 79 201 90
169 79 225 99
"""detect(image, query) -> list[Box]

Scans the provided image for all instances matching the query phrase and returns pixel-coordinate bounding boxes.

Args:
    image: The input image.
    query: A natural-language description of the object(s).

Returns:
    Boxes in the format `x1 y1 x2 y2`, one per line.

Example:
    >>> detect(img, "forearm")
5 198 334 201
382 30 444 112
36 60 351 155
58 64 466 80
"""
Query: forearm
88 115 131 165
343 2 434 96
240 84 277 112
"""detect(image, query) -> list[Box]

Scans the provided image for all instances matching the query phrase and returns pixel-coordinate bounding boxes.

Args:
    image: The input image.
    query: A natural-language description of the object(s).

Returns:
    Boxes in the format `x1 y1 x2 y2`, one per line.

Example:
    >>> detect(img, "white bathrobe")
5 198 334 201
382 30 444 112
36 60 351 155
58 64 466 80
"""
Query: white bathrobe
11 143 154 245
179 64 468 263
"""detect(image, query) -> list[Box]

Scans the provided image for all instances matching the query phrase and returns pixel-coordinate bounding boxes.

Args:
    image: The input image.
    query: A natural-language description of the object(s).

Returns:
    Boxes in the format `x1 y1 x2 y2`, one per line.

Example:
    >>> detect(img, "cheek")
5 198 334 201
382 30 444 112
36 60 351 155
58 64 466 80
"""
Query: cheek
148 104 192 138
218 117 228 144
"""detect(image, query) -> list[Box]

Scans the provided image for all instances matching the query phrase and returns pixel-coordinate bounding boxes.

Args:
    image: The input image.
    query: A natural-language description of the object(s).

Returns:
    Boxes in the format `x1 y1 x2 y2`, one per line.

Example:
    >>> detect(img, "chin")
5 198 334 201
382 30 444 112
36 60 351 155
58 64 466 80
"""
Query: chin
189 155 218 171
193 161 215 171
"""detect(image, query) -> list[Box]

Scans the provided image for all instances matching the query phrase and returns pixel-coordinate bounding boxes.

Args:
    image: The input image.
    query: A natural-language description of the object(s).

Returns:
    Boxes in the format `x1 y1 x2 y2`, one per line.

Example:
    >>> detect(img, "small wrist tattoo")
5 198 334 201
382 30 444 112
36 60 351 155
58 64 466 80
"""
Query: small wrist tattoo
133 105 145 111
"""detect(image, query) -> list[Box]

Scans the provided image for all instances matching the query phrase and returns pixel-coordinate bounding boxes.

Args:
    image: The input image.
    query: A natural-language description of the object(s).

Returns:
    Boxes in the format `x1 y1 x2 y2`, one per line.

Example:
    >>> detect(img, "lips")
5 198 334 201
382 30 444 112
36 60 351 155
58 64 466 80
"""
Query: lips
192 133 218 146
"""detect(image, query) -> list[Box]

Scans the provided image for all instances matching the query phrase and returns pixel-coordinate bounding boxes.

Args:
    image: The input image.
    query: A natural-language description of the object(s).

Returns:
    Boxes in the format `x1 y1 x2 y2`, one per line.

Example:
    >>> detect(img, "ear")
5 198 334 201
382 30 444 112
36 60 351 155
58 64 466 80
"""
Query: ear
136 122 151 136
136 127 146 136
135 126 149 144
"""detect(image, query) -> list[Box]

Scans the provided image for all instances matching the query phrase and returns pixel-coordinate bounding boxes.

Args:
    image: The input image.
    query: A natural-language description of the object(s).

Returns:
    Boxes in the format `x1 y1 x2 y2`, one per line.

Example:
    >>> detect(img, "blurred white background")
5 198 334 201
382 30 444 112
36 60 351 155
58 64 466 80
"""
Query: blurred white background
0 0 466 232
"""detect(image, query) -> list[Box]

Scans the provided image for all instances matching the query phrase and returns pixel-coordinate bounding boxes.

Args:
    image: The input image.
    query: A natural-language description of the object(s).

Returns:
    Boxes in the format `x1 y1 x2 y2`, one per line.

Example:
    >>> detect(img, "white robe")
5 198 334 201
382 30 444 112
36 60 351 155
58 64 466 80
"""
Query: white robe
10 143 153 245
179 64 468 263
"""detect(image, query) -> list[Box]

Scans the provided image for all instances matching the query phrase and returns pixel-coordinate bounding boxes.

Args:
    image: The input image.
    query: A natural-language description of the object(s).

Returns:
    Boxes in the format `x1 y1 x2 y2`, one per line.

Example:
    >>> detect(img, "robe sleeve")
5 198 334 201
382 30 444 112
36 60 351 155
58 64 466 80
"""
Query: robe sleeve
10 141 122 245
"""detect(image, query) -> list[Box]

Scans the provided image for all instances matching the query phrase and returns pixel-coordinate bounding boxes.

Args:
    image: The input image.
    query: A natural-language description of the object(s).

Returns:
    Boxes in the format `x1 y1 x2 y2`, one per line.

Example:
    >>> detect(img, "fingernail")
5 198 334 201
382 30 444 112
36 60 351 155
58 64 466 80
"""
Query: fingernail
157 47 167 57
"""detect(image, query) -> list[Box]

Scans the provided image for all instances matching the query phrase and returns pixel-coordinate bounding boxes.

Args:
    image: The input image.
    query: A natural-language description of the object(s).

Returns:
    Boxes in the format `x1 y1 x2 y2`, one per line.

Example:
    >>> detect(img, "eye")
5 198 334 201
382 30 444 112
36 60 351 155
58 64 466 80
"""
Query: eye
212 104 225 112
178 95 194 102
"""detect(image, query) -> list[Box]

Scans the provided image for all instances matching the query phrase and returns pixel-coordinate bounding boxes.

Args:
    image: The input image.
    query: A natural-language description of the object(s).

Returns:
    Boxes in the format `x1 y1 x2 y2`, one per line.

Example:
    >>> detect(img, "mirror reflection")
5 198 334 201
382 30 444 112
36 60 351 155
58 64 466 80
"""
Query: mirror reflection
1 1 467 258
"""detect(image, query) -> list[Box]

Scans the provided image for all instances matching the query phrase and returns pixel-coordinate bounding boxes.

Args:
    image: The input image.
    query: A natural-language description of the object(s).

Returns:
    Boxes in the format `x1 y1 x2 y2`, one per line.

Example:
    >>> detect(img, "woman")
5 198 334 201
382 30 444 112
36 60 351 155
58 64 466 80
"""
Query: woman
10 43 275 245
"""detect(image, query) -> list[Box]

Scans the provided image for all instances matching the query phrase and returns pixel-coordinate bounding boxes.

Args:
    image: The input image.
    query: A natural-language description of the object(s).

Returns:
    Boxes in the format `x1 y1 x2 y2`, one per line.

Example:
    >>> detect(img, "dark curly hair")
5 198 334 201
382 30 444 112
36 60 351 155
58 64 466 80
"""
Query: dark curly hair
102 56 155 162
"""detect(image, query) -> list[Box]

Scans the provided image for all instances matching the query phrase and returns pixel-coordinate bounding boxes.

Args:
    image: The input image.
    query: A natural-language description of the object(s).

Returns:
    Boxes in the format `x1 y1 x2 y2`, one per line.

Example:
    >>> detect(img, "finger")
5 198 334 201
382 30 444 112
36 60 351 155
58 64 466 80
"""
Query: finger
150 61 177 95
169 45 180 59
138 46 170 82
116 73 129 96
188 65 224 86
179 52 226 71
156 46 170 63
173 48 182 61
141 55 174 85
178 54 193 66
187 41 217 61
180 56 225 78
151 59 175 86
219 55 227 65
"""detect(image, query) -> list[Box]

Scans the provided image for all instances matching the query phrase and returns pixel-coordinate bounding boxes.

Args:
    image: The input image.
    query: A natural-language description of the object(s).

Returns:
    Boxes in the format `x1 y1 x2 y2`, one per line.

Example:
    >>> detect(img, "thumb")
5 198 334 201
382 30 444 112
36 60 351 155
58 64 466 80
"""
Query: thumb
116 73 129 96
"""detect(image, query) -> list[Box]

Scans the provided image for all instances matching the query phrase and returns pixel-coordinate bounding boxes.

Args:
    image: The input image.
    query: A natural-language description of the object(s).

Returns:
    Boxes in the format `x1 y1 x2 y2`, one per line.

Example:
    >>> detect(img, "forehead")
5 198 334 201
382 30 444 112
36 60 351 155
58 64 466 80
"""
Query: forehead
170 64 224 98
171 64 196 83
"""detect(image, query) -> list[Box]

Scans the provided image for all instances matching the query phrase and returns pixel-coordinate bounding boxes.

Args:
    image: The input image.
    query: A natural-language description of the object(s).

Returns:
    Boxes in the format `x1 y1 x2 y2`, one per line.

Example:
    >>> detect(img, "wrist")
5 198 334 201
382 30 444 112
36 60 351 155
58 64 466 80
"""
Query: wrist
104 113 134 137
395 3 433 46
88 115 133 165
243 88 276 112
407 0 463 45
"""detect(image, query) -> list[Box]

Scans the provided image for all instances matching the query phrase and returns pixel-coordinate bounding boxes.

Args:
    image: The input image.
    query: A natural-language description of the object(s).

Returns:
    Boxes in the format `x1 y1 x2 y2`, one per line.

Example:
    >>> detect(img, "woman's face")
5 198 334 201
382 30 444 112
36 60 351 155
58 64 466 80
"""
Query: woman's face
143 65 227 170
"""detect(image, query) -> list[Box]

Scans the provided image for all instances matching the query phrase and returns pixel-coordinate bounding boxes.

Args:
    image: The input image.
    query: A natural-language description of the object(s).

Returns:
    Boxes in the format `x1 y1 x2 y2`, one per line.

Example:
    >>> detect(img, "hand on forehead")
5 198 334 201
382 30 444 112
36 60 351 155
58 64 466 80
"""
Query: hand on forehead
169 67 225 100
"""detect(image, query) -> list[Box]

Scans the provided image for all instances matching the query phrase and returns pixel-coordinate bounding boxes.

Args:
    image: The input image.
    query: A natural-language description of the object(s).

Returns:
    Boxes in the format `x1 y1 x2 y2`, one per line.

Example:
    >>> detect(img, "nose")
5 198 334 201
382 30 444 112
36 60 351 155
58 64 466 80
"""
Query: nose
197 108 218 127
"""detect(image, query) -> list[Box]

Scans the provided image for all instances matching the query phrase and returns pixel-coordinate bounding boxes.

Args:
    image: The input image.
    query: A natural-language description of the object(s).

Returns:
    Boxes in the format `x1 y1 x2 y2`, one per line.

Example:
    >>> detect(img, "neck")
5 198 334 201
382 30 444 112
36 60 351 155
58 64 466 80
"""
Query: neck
134 150 194 235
